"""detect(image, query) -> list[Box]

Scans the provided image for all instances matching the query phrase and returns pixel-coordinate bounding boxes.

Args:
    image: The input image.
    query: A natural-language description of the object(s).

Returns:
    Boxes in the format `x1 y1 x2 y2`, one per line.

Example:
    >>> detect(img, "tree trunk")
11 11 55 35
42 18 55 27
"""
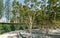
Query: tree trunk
29 15 33 36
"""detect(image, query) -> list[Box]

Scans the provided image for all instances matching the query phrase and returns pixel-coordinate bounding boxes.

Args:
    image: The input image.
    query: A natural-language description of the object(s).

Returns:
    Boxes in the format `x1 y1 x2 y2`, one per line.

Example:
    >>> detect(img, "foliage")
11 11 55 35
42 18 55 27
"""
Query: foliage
0 0 4 18
0 0 60 34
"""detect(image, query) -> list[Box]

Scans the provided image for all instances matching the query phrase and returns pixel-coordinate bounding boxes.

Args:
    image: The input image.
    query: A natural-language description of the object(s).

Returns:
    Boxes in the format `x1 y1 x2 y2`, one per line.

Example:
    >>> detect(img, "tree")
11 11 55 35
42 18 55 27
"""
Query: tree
0 0 4 18
47 0 59 28
11 0 20 23
5 0 11 21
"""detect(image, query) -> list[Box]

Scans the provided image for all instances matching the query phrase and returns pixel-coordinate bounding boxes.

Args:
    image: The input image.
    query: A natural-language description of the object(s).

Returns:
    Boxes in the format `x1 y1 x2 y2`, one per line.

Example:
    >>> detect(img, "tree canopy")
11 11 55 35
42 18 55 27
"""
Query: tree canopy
0 0 60 34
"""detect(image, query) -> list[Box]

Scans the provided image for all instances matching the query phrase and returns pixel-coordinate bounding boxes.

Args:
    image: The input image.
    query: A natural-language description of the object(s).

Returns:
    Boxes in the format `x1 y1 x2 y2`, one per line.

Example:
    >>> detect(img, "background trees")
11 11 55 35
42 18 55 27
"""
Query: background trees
0 0 4 18
5 0 11 21
0 0 60 34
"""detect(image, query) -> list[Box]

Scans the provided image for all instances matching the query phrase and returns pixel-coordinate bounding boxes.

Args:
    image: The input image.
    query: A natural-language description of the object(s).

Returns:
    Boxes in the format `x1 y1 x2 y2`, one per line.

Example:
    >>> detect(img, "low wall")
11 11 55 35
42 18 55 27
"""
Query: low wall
0 29 60 38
